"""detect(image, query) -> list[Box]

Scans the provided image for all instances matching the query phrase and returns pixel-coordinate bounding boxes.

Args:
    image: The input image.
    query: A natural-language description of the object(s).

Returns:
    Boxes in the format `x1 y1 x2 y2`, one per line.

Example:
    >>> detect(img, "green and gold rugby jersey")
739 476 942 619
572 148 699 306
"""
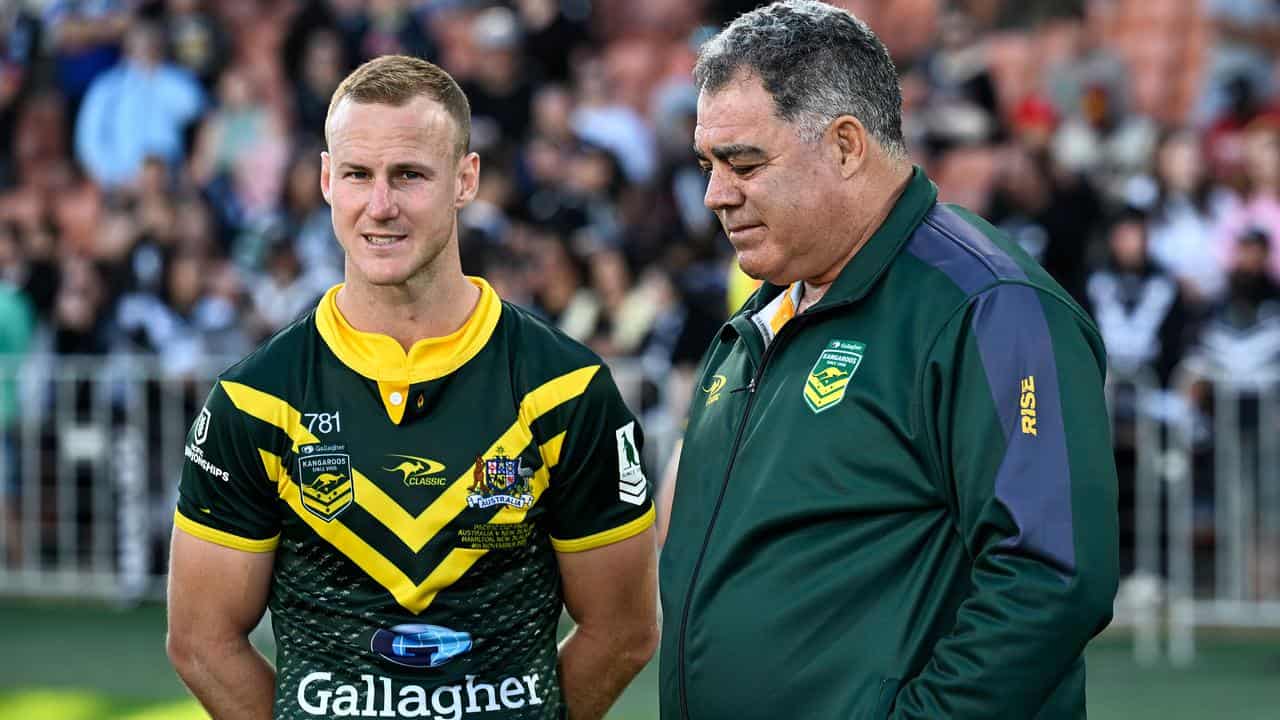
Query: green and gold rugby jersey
175 278 654 720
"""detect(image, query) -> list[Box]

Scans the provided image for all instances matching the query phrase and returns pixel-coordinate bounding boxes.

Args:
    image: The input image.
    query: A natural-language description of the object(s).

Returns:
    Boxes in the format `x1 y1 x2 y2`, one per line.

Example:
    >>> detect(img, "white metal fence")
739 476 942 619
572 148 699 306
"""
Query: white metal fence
3 353 1277 666
0 353 681 603
1108 360 1280 665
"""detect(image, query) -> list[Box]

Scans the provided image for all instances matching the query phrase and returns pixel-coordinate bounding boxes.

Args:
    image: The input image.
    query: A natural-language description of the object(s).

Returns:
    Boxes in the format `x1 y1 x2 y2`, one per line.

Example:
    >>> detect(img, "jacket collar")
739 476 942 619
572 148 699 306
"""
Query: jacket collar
737 165 938 319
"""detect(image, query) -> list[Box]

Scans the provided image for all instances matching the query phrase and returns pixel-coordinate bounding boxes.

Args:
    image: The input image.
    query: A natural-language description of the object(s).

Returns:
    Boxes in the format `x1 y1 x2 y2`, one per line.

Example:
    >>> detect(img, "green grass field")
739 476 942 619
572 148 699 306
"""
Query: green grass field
0 599 1277 719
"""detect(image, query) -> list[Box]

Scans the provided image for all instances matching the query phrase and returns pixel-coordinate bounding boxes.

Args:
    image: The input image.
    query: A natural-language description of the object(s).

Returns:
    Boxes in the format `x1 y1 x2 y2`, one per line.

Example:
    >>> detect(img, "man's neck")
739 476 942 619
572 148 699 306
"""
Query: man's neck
336 271 481 352
797 162 913 314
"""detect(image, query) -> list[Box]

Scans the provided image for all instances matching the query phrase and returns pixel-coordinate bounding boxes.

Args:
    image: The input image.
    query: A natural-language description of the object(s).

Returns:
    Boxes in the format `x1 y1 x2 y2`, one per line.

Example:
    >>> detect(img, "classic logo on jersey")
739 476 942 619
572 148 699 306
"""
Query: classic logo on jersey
384 454 449 487
193 407 211 445
701 374 727 407
369 623 472 669
616 421 647 505
297 445 354 521
467 448 534 509
804 339 864 414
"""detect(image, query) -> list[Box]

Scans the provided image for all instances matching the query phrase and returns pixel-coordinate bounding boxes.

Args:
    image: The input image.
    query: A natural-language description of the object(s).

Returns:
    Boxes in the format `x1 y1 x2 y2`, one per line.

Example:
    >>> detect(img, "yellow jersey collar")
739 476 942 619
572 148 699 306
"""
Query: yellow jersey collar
315 277 502 385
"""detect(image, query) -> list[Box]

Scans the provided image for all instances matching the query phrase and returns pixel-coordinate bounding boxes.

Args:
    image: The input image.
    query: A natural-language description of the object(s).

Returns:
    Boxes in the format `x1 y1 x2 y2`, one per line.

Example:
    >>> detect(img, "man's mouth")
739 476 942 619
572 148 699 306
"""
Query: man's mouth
362 234 406 247
726 224 763 239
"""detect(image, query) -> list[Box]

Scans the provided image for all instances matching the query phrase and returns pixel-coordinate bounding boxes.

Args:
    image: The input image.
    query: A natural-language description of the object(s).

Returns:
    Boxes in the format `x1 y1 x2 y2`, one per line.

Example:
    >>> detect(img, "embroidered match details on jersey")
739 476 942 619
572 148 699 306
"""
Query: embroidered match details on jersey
1020 376 1038 436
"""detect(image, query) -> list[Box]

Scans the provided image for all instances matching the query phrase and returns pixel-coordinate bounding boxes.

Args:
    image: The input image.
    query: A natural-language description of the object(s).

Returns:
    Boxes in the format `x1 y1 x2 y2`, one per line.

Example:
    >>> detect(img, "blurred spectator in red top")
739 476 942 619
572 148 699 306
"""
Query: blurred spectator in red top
1011 95 1059 154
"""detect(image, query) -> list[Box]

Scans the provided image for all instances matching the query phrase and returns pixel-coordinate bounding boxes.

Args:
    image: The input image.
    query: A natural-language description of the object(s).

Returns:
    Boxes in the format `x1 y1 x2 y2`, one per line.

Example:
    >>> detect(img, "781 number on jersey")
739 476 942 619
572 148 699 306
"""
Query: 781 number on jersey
304 412 341 434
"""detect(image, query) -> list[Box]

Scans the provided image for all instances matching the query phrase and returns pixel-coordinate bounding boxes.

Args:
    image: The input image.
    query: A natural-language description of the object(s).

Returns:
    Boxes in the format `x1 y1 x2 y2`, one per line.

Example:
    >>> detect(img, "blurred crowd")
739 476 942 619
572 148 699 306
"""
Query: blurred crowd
0 0 1276 388
1 0 1280 474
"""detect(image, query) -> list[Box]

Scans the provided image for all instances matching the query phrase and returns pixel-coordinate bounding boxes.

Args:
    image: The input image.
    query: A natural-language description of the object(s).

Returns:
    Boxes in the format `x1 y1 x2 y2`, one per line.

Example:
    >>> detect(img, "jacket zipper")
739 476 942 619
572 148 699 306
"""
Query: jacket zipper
676 317 802 720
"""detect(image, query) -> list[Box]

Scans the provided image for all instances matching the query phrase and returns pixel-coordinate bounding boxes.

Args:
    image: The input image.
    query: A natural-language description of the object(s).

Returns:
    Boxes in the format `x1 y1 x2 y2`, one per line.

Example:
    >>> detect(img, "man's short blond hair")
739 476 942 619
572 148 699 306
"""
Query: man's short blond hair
325 55 471 158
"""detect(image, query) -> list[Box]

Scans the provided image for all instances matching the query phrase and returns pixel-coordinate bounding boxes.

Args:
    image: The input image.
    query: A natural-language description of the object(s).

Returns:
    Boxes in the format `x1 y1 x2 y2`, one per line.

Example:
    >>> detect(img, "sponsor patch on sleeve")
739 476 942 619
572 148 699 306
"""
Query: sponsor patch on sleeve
615 421 647 505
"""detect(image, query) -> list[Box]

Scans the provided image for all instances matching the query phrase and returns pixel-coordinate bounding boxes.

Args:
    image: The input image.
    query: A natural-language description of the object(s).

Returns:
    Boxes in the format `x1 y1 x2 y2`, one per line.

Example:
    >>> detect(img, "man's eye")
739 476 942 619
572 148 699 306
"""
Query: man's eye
401 171 422 180
731 165 757 176
345 171 368 180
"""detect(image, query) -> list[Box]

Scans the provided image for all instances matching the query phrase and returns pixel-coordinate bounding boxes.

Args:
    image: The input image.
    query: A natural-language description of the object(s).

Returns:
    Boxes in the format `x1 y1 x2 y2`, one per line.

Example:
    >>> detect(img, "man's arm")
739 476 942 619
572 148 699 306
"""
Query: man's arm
893 285 1119 718
557 527 660 720
167 526 276 720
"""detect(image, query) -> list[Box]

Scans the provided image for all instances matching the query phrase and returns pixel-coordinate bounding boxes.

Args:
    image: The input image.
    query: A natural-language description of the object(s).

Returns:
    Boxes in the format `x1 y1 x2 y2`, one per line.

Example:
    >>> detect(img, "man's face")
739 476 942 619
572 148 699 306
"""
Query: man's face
694 74 840 285
321 96 478 291
1109 220 1147 270
1234 241 1269 276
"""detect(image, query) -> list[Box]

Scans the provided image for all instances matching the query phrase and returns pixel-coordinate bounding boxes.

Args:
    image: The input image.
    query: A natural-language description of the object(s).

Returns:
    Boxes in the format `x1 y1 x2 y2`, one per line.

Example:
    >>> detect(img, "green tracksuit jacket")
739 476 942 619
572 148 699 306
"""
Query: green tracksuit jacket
659 168 1119 719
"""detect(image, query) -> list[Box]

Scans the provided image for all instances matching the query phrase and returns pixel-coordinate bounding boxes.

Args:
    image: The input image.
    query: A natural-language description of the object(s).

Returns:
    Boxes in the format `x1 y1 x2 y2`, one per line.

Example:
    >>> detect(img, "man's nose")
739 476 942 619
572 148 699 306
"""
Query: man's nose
703 166 743 210
367 177 399 220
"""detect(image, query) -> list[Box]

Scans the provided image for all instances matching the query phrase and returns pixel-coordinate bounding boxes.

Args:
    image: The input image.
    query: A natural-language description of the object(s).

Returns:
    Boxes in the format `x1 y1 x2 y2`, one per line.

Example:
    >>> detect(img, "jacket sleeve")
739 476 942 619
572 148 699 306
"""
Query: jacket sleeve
892 283 1119 718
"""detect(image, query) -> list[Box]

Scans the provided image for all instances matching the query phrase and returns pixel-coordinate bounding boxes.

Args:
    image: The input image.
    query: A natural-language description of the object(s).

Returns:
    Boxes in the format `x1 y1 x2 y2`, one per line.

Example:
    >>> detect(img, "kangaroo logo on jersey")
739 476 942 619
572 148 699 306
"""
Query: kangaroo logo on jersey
467 448 535 509
804 339 864 414
384 454 448 487
616 421 647 505
297 447 354 521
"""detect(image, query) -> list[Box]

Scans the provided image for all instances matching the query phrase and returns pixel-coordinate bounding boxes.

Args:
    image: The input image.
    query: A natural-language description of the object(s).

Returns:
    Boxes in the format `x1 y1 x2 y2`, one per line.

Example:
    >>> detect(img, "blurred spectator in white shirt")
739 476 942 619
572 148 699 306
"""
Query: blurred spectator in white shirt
1128 129 1231 305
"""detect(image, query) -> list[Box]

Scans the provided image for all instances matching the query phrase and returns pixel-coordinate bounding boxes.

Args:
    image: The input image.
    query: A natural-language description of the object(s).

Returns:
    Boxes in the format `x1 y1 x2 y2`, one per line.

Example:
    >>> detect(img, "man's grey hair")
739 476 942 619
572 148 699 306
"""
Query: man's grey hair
694 0 906 158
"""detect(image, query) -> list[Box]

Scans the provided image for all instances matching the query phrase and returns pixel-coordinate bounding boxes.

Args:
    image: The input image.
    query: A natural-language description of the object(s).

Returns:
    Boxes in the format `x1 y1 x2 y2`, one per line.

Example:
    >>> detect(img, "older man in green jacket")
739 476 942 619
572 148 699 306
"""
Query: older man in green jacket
658 2 1119 718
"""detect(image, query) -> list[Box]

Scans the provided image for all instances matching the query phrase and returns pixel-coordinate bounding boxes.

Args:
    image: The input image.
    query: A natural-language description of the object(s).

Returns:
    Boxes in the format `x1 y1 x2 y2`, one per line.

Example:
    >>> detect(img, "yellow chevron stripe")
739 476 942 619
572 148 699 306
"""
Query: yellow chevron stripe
222 367 599 553
806 376 849 396
518 366 600 428
302 493 353 516
261 445 558 614
261 450 450 614
804 385 845 407
302 483 353 501
221 381 320 450
413 439 560 591
540 431 566 470
228 367 600 611
348 367 597 551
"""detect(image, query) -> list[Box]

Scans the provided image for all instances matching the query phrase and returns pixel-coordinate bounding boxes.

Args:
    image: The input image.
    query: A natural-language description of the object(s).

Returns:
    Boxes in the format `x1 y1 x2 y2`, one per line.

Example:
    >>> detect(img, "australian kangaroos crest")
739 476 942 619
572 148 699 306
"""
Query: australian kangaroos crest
297 448 355 521
804 340 864 413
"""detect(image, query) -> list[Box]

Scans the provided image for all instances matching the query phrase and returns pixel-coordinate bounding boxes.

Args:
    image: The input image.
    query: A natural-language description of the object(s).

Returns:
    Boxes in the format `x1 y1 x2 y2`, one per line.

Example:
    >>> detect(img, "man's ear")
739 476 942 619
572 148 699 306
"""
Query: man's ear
831 115 869 180
455 151 480 208
320 151 332 204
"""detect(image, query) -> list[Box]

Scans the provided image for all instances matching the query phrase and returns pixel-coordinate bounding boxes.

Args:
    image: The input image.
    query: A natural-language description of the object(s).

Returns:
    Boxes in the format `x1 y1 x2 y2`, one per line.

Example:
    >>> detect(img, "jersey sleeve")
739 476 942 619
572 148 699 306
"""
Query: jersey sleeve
894 284 1119 718
542 365 655 552
174 380 282 552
